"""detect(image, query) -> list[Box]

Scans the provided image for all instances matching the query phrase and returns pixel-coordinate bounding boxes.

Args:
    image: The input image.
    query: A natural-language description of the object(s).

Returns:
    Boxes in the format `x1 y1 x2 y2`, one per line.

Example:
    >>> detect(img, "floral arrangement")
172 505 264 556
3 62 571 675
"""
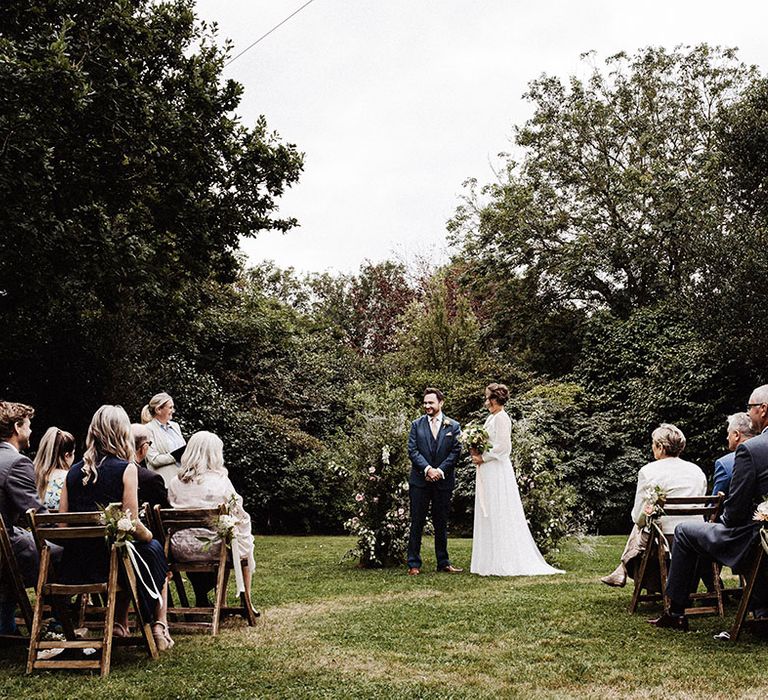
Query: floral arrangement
345 442 410 568
197 494 240 551
642 485 668 522
101 502 136 552
459 422 491 454
753 497 768 555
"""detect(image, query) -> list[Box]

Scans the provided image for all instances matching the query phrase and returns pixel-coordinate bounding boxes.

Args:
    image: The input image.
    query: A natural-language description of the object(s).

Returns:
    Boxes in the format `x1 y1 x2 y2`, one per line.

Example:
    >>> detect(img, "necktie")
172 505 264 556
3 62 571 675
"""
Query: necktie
430 417 439 439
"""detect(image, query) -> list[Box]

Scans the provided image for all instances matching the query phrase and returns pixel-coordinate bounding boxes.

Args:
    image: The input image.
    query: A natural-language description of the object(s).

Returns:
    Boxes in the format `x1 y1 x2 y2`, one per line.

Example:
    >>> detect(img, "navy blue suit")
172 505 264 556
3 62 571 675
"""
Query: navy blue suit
667 429 768 614
406 414 461 569
711 451 735 497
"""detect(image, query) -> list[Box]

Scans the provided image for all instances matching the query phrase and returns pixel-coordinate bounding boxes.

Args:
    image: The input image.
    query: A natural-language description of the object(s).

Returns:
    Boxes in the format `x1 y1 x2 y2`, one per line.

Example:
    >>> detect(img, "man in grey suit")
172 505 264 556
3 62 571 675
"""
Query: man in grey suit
650 385 768 631
0 401 48 634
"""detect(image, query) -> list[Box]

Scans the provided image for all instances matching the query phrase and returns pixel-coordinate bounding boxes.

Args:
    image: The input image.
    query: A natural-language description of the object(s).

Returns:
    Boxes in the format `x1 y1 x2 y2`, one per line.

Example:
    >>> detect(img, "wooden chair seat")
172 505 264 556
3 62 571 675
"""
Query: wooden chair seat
153 505 258 635
25 509 159 677
629 494 725 617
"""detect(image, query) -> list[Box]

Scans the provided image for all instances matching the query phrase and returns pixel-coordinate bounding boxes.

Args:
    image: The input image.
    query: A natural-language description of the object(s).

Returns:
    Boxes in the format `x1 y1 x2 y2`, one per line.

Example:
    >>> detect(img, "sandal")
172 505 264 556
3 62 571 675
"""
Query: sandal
152 621 174 651
112 622 131 638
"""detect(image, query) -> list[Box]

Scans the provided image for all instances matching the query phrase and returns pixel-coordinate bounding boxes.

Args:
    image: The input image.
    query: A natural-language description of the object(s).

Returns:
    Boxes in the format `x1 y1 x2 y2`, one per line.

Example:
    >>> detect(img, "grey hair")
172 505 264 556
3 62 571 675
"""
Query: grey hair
750 384 768 405
651 423 686 458
727 412 754 436
178 431 227 483
130 423 150 451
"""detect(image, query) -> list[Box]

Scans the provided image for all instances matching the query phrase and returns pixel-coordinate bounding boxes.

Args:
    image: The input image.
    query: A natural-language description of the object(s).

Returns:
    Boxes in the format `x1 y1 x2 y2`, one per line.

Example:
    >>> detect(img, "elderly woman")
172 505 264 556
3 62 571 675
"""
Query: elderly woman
601 423 707 587
168 431 255 608
59 405 174 650
141 392 186 487
33 426 76 510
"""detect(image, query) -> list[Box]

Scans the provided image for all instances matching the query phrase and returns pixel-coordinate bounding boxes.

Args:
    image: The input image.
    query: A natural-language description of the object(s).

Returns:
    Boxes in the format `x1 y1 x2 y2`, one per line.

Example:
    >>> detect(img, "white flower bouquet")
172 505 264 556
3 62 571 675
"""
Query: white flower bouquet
459 422 491 454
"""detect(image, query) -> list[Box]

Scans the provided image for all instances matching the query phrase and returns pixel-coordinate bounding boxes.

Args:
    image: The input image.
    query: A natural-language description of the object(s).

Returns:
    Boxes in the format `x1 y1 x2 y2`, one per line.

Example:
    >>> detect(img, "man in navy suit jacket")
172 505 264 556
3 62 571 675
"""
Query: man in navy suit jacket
406 388 462 575
652 386 768 631
711 412 754 497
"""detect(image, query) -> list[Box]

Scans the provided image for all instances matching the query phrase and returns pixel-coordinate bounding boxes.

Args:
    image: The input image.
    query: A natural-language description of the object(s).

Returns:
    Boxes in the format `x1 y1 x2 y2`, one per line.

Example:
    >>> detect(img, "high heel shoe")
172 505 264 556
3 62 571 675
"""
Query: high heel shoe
152 621 174 651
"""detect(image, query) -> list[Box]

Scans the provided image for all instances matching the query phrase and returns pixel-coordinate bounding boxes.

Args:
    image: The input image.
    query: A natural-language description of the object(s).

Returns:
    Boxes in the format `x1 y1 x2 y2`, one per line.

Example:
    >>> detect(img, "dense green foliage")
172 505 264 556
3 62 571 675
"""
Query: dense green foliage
5 9 768 552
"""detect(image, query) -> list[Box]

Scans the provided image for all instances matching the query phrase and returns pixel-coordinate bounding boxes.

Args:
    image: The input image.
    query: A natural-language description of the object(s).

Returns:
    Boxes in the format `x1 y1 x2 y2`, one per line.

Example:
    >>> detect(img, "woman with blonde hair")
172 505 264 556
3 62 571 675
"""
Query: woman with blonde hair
141 392 186 487
168 431 255 608
59 405 174 650
33 427 76 510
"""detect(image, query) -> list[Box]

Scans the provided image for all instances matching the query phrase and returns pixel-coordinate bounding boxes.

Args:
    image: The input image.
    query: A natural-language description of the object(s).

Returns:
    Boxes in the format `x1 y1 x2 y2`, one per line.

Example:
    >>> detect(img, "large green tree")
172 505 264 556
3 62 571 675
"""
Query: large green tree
0 0 302 430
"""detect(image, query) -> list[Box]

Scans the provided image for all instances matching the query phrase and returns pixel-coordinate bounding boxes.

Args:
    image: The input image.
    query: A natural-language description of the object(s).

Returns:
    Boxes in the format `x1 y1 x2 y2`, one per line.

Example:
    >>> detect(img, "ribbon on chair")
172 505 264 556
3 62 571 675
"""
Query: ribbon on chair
124 541 162 602
230 539 245 595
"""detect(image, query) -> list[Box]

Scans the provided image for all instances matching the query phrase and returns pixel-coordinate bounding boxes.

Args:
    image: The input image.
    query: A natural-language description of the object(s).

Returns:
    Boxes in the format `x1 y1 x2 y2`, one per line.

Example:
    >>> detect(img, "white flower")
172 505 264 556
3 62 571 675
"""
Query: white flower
219 514 239 529
381 445 391 465
369 466 376 474
117 516 134 532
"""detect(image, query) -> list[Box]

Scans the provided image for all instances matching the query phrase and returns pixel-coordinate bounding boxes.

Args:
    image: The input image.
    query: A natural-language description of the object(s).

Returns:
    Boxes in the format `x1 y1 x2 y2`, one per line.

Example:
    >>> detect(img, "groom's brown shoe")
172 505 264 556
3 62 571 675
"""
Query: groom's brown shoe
438 565 463 574
408 567 421 576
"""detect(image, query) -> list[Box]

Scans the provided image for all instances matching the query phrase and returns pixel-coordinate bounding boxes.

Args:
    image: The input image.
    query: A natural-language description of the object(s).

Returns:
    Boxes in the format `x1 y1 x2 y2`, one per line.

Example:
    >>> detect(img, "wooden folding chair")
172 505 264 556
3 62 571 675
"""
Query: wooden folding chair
0 517 33 644
154 505 258 635
629 494 724 616
25 510 158 677
728 534 768 641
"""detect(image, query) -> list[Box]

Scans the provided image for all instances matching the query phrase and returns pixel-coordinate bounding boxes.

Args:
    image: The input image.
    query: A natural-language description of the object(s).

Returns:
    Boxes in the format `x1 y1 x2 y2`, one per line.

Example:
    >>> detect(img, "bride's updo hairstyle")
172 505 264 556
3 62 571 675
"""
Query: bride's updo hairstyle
485 383 510 405
141 392 173 424
82 405 134 485
178 431 227 484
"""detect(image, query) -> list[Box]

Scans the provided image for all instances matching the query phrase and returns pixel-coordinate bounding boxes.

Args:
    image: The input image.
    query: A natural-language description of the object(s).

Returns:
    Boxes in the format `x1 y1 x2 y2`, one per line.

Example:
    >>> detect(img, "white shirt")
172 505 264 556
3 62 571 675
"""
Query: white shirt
424 412 445 479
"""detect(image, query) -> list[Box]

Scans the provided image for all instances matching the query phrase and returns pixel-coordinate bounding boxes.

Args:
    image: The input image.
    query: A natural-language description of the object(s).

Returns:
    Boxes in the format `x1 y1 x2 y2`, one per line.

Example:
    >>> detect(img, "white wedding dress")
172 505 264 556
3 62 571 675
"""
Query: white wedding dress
470 410 564 577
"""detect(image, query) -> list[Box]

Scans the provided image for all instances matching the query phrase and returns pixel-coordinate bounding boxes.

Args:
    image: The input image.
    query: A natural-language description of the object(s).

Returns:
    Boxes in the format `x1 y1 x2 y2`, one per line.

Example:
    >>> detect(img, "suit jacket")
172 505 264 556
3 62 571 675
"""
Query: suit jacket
711 451 735 497
0 441 47 587
137 462 170 510
407 414 461 491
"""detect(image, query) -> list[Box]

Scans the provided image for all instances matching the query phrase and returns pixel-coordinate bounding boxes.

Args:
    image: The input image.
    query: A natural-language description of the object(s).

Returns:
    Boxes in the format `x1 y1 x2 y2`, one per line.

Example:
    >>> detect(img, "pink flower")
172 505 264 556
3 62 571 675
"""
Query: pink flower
355 493 364 502
643 503 654 516
368 466 376 474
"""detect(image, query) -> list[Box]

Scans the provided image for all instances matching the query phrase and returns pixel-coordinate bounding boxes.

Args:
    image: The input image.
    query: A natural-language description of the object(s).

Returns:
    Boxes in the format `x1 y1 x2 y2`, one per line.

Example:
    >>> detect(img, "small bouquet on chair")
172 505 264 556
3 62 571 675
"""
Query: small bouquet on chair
458 422 492 455
641 485 668 527
197 495 240 552
753 497 768 555
101 502 136 552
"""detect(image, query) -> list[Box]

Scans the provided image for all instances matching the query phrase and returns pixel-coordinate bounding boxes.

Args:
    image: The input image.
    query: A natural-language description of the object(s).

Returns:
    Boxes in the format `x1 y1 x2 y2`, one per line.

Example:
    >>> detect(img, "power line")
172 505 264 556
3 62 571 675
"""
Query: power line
224 0 319 67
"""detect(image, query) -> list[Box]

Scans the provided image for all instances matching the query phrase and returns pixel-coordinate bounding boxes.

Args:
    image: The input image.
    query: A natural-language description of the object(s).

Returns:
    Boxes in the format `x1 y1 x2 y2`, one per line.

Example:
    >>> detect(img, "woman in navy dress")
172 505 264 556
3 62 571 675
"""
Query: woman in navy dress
59 405 174 650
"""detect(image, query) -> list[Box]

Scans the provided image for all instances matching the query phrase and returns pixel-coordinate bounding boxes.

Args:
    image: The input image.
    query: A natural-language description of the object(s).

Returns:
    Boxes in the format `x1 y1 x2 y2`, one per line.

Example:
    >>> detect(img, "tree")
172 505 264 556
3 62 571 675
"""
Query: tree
0 0 303 433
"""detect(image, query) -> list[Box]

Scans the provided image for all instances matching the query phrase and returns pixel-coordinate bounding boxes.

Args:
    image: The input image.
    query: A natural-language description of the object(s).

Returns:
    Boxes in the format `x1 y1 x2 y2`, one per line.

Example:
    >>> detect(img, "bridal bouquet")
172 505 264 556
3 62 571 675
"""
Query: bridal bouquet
459 422 491 454
101 502 136 552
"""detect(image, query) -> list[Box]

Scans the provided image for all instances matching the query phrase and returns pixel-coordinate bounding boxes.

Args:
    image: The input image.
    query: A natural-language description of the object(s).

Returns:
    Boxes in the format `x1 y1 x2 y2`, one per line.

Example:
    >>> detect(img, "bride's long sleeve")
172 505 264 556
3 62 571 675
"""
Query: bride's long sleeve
482 412 512 463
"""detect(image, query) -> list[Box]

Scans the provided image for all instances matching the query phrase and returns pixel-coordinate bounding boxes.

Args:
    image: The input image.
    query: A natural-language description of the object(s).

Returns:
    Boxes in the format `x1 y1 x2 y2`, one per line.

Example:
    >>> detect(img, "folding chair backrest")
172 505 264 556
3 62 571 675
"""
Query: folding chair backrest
0 515 34 639
661 494 723 522
27 510 108 549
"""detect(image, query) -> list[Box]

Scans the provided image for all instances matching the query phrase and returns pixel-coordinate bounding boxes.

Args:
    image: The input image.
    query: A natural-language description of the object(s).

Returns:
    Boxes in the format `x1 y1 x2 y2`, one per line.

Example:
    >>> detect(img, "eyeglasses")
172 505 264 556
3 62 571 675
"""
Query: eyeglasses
747 403 765 410
140 440 153 448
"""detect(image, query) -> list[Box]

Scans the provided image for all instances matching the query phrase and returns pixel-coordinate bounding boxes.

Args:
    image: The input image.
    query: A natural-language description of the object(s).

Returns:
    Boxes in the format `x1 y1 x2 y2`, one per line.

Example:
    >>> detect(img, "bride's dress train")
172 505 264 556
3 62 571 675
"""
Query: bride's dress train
470 410 564 577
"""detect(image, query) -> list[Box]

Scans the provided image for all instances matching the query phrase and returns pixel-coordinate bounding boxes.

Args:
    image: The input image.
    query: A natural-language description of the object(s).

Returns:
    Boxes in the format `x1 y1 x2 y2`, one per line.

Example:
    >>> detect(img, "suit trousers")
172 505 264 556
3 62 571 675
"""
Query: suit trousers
407 485 452 569
666 520 768 615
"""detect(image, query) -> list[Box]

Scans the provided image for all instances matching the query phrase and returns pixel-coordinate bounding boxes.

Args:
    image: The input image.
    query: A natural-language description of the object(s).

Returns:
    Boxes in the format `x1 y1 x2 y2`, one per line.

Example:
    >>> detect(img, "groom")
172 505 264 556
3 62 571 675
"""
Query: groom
406 387 462 575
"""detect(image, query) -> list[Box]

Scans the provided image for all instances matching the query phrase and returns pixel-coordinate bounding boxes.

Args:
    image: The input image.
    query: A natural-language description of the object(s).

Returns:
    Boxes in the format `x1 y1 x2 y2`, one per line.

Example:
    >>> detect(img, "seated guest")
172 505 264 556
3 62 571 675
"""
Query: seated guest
712 412 754 498
141 392 186 487
0 401 53 634
130 424 170 510
59 405 174 650
33 427 76 510
168 431 255 608
601 423 707 587
651 386 768 631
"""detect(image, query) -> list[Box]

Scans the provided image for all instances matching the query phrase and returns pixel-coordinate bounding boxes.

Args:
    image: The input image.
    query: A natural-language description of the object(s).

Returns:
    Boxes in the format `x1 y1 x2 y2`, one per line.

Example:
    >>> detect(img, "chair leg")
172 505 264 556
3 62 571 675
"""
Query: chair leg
729 547 764 641
240 564 258 626
121 550 158 659
629 545 652 613
101 548 119 678
211 557 229 636
26 547 50 673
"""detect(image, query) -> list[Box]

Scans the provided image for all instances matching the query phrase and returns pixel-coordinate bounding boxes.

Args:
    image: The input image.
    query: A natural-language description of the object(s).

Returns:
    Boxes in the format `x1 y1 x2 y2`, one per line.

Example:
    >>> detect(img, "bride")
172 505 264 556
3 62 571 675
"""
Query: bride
470 383 564 577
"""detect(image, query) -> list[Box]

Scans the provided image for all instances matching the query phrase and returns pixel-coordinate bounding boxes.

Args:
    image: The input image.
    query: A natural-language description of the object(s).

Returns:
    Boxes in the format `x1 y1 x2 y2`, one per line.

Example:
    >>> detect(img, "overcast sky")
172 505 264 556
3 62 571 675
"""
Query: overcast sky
194 1 768 275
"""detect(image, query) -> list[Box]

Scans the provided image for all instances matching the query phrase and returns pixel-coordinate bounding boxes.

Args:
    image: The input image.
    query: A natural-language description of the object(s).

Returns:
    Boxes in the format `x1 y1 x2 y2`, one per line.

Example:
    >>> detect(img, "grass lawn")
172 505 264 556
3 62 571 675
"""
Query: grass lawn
1 534 766 699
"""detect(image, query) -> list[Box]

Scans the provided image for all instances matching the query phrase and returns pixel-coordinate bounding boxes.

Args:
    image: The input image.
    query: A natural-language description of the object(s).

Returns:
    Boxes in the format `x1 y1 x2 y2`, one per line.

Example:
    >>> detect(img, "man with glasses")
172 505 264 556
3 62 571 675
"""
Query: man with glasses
130 424 170 510
650 385 768 632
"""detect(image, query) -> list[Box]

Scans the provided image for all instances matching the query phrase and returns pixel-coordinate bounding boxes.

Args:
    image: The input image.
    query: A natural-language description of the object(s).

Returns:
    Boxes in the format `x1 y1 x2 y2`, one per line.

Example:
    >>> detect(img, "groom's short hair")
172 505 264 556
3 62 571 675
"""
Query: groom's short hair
423 387 444 402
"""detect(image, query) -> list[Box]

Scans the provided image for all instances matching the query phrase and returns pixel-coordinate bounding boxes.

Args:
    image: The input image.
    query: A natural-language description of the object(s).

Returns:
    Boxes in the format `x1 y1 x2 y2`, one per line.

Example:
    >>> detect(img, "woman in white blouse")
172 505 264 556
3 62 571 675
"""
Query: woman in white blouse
168 431 255 608
141 392 186 486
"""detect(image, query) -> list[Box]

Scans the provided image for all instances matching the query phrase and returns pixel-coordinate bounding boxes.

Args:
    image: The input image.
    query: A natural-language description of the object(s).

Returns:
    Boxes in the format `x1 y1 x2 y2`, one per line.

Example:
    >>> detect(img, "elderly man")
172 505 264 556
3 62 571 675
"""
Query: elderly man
650 385 768 631
712 412 755 497
130 423 170 510
0 402 48 634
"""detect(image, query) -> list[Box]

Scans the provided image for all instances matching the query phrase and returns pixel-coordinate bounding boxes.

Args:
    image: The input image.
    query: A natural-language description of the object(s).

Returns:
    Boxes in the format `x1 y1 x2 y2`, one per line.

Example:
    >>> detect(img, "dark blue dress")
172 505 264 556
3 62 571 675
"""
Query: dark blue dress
60 456 168 621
